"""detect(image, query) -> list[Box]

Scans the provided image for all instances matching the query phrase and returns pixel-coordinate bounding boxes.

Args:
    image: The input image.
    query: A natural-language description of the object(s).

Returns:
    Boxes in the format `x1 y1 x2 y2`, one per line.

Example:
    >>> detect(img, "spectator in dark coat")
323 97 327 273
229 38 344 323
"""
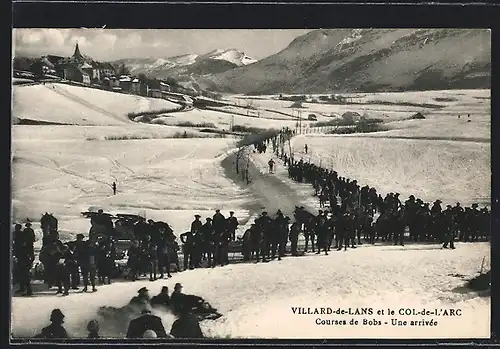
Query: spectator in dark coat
126 305 167 339
170 303 204 338
151 286 171 308
227 211 239 241
35 309 68 339
87 320 100 339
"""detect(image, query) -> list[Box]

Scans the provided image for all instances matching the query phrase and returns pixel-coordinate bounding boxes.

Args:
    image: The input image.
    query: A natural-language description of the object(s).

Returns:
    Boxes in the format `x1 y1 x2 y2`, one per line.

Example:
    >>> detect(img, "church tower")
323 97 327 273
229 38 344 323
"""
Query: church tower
72 42 84 61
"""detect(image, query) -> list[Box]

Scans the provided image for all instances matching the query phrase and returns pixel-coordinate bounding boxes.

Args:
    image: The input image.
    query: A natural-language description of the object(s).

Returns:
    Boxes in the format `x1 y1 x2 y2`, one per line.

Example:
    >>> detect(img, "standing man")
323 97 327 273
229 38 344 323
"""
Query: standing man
315 216 329 255
201 218 214 267
76 234 98 292
289 221 300 256
227 212 239 241
112 182 117 195
268 159 275 174
14 223 35 296
304 144 308 154
179 230 195 271
212 210 226 265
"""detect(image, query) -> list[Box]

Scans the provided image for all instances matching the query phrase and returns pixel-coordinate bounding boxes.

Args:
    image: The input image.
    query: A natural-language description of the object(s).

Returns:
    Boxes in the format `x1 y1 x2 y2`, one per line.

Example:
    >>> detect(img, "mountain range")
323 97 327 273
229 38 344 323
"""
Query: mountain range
207 29 491 94
112 48 257 79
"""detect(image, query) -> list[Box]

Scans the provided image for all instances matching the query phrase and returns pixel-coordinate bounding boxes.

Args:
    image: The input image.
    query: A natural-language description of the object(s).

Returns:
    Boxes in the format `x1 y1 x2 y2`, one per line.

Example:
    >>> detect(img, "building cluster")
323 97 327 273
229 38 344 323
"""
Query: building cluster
25 43 221 100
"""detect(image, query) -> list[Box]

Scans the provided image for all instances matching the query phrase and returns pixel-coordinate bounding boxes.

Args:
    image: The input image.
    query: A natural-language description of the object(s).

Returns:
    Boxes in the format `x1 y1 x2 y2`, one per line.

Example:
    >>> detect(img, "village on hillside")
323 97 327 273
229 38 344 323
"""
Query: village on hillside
13 43 222 102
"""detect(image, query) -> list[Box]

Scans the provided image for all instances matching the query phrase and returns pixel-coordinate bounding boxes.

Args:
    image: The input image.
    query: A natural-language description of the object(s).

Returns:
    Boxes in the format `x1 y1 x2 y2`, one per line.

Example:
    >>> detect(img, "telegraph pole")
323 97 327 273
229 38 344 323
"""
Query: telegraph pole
298 109 302 134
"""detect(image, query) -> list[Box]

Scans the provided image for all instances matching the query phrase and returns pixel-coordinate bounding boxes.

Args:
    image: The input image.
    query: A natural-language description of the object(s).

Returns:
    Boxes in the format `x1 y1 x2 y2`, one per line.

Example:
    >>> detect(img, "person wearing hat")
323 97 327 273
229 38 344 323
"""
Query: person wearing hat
126 303 167 338
22 221 36 258
442 207 456 249
393 193 401 211
212 210 226 266
336 211 350 251
277 216 291 260
268 158 275 174
126 239 141 281
260 211 274 262
170 283 186 312
289 220 301 256
241 226 254 262
64 241 80 290
35 309 68 338
151 286 171 309
272 210 286 260
180 227 196 271
76 234 98 292
190 215 202 235
226 211 239 242
13 222 35 296
451 202 465 241
87 320 100 338
404 195 418 242
199 217 215 268
315 215 330 255
469 203 480 242
170 302 204 339
129 287 151 307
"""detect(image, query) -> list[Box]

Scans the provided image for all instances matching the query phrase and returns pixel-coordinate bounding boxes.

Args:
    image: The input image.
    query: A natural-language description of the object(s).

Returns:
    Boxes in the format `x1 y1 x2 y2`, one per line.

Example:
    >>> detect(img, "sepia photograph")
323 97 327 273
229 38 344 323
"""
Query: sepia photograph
10 28 491 340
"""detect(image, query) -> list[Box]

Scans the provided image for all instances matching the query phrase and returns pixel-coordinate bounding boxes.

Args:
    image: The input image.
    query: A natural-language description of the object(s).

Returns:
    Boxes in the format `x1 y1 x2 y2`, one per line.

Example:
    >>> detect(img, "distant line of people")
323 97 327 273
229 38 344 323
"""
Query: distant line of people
264 129 490 249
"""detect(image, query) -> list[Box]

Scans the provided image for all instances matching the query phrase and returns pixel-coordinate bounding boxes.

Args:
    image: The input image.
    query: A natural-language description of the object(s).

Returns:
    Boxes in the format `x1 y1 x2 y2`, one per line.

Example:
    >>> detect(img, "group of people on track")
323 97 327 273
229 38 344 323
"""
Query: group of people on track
34 282 209 339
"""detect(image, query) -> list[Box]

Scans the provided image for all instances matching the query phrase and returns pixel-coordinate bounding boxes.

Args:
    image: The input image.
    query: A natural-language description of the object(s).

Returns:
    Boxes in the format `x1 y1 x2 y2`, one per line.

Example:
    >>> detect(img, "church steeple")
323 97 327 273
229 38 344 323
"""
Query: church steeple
73 42 83 60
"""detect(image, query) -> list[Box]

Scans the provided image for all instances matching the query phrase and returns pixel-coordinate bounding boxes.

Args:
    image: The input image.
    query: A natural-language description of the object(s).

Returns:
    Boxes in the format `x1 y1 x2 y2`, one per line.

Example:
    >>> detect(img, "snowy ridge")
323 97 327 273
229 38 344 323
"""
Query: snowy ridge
207 49 257 66
169 53 199 66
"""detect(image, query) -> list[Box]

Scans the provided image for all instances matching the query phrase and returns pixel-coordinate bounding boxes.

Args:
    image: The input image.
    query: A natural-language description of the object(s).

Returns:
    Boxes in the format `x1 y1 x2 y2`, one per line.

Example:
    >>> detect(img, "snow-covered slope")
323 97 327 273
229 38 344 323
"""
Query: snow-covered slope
12 83 182 125
11 136 254 242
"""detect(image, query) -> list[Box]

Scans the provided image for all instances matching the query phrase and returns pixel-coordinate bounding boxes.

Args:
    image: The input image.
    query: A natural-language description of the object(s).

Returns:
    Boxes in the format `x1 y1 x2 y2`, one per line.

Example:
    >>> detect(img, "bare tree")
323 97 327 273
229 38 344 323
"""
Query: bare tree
235 145 247 174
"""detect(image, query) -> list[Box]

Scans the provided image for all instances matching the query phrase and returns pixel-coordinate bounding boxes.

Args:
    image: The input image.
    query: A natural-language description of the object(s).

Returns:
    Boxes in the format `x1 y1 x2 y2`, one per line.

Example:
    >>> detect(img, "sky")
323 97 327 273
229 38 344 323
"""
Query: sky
13 29 313 61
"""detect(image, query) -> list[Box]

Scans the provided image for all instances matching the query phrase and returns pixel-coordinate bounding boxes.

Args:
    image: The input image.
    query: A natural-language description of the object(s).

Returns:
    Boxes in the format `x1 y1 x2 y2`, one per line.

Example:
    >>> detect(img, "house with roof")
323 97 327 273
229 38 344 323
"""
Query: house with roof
80 62 100 82
159 81 171 93
131 78 141 95
97 62 116 77
119 75 132 92
62 64 90 84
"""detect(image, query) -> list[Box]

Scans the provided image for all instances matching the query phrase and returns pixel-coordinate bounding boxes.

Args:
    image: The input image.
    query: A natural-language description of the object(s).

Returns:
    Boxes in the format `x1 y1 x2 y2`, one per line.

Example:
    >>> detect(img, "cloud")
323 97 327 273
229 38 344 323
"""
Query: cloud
18 30 43 45
69 35 92 48
122 32 142 49
14 29 71 53
42 29 69 47
101 33 118 48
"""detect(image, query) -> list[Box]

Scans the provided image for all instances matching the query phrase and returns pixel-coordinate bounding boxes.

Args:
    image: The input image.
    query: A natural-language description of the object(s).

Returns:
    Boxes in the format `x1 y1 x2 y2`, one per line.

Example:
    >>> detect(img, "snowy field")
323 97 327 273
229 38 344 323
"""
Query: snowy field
12 83 182 125
227 89 490 123
283 135 490 208
150 108 308 130
12 137 254 243
11 85 491 339
11 124 214 142
11 243 490 339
